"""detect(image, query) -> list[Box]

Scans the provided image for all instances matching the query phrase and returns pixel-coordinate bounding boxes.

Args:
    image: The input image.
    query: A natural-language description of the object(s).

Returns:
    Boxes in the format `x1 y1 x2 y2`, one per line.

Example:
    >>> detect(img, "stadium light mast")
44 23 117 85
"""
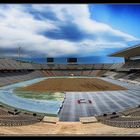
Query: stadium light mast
17 45 22 65
18 45 21 60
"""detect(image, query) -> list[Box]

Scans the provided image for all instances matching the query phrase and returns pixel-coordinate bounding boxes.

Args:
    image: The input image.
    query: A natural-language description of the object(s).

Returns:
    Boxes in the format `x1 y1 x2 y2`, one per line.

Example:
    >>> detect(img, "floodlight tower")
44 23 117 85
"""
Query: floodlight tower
18 45 21 60
17 44 22 65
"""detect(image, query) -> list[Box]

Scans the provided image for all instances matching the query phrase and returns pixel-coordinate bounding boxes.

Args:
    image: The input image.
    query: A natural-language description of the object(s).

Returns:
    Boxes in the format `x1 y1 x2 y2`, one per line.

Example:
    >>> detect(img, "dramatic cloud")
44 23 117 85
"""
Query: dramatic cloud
0 4 139 57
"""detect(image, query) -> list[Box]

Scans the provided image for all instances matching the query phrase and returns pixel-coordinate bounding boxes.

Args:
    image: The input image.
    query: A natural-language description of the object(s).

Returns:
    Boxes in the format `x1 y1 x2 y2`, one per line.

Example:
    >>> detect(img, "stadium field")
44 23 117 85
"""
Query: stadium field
18 77 127 92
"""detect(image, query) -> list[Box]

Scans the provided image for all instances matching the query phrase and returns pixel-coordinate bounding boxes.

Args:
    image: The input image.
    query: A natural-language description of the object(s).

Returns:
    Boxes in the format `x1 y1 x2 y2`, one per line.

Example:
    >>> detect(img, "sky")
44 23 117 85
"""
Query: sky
0 4 140 63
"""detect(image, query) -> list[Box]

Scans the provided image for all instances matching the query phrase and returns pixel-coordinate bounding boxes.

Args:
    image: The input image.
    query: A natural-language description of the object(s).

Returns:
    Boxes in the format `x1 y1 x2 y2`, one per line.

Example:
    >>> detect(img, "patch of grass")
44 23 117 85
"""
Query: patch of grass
45 113 57 117
14 89 64 101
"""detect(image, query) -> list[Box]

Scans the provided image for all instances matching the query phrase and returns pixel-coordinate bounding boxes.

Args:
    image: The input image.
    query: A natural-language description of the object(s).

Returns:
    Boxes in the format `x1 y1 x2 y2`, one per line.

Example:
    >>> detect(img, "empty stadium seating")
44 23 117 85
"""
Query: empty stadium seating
0 58 140 88
42 70 107 77
96 106 140 128
0 106 43 126
122 60 140 70
0 70 44 87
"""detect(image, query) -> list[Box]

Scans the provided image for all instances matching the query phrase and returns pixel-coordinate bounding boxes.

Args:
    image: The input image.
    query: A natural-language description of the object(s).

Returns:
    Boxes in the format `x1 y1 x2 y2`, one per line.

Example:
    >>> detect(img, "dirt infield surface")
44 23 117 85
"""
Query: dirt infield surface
19 78 126 92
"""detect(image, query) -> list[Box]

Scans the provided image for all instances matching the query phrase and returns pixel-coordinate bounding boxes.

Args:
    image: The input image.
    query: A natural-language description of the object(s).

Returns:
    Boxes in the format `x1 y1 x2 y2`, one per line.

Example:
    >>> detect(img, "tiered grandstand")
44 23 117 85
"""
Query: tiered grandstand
0 106 43 126
0 58 124 87
0 70 44 87
108 44 140 84
0 58 127 88
96 105 140 128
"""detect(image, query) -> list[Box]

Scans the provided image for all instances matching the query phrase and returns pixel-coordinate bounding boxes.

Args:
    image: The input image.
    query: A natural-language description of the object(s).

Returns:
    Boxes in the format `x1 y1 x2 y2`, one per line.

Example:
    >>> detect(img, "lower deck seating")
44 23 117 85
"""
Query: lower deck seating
0 106 43 126
96 106 140 128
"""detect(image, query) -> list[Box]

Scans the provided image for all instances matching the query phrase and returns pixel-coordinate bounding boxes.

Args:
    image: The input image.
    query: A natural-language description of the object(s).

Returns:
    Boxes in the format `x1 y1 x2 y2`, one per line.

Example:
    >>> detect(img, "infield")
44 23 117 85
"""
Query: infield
18 78 127 92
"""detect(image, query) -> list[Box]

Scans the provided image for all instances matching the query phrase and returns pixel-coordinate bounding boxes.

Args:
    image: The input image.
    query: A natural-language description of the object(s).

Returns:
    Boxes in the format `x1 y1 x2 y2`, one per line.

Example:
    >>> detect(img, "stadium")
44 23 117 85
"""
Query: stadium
0 44 140 135
0 4 140 136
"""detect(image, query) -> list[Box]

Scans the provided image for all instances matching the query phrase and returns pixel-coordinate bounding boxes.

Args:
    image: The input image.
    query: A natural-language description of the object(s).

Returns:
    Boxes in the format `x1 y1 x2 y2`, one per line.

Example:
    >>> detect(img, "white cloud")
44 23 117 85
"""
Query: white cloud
32 4 90 21
0 5 57 34
0 4 139 57
32 4 137 41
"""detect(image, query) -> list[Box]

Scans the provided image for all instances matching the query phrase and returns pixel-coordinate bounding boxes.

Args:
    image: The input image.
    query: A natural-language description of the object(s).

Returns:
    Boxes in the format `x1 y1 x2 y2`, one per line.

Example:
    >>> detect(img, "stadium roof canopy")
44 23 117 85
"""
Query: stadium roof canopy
109 44 140 57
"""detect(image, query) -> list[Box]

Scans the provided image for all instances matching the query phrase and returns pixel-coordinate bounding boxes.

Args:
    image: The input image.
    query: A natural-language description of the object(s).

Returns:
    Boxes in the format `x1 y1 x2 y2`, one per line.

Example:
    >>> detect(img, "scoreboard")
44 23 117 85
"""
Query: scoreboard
46 57 78 64
47 58 54 63
67 58 77 64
